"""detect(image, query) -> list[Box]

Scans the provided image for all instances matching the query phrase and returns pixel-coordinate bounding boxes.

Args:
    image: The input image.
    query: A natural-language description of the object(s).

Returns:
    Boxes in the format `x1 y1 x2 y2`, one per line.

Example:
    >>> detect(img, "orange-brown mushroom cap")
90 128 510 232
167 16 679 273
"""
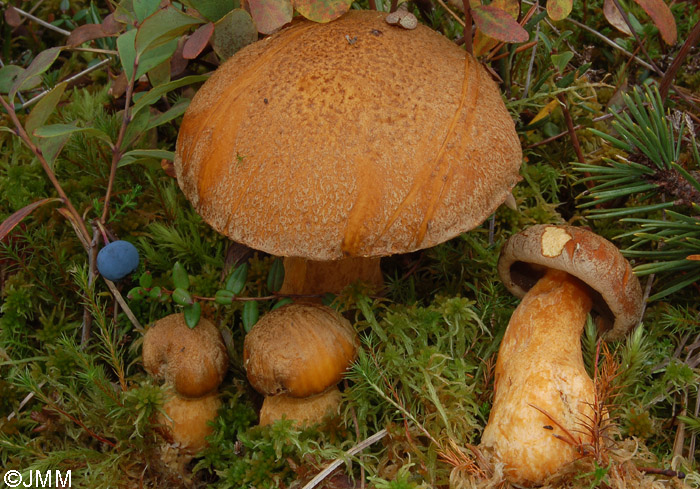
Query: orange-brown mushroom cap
174 10 522 261
497 224 643 339
243 304 359 398
143 314 229 398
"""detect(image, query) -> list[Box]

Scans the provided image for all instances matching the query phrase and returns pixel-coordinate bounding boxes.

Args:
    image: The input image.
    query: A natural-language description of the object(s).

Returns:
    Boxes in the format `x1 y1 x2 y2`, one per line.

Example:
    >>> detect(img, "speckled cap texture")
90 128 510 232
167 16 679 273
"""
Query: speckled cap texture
175 10 522 260
497 224 644 340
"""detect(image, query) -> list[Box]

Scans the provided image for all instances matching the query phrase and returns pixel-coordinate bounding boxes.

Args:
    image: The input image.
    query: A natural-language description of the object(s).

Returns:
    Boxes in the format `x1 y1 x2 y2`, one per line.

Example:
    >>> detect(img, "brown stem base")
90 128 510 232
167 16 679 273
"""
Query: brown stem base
279 256 383 299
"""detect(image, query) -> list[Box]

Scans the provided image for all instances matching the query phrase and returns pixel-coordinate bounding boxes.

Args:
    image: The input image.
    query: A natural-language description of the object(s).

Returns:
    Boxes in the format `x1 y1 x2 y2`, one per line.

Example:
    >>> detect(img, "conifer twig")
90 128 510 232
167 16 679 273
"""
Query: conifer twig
301 429 388 489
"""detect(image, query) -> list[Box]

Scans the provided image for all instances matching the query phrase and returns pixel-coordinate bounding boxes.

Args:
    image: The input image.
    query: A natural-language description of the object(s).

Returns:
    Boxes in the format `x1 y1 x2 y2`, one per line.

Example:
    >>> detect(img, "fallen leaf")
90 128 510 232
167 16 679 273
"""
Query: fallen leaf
603 0 632 35
633 0 676 45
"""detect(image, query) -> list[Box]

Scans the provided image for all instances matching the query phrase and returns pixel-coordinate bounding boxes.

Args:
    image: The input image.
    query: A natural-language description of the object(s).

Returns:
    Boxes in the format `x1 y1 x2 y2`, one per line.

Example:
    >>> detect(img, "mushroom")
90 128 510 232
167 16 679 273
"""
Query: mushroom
481 225 644 486
174 10 522 297
143 313 228 398
243 304 358 425
142 314 228 460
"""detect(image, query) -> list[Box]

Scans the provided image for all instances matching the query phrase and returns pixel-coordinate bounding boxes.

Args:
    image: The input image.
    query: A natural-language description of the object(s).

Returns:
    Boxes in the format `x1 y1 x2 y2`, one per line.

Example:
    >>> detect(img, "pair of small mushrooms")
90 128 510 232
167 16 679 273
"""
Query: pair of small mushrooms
143 314 228 454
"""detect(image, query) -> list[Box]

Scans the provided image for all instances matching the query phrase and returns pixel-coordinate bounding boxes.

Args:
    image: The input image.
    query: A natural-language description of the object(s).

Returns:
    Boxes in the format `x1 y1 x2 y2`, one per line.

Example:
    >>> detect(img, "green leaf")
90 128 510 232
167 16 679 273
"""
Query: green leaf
133 0 161 22
25 82 68 140
212 9 258 60
547 0 573 21
131 75 208 119
33 123 113 147
139 271 153 288
225 263 248 294
267 258 285 292
271 297 293 311
117 29 137 80
149 286 163 299
121 106 151 150
0 65 40 94
9 47 62 102
145 100 190 131
551 51 573 74
247 0 292 35
135 38 178 79
471 5 528 43
242 301 259 332
127 286 146 300
172 287 193 306
183 302 202 328
181 0 237 22
215 289 235 304
172 262 190 289
294 0 351 23
118 149 175 167
135 5 202 56
147 56 171 87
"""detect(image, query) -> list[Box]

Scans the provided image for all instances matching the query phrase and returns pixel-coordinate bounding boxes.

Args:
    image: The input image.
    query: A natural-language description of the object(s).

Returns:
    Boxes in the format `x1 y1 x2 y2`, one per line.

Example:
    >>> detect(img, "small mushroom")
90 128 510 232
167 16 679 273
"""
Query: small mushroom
243 304 358 425
143 314 228 398
158 391 222 454
481 225 643 486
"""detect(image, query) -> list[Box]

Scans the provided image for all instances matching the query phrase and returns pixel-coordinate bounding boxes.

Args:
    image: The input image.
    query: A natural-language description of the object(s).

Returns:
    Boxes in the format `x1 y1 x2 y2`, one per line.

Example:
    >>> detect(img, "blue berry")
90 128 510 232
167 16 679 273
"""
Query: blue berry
97 240 140 281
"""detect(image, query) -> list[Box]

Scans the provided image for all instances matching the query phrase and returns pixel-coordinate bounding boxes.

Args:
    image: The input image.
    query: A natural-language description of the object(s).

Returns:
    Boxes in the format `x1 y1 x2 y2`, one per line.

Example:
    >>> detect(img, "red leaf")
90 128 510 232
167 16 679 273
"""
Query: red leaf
473 0 520 56
471 5 528 43
246 0 293 34
183 22 214 59
4 6 22 27
546 0 573 21
66 14 122 47
633 0 677 45
0 198 62 242
294 0 352 23
603 0 632 36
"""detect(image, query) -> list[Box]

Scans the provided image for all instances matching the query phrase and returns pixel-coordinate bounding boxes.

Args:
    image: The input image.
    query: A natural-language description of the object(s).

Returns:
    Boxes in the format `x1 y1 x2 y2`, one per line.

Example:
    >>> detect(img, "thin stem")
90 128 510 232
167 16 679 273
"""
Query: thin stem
660 19 700 102
462 0 473 56
0 96 91 243
557 93 586 165
1 3 71 36
101 62 136 223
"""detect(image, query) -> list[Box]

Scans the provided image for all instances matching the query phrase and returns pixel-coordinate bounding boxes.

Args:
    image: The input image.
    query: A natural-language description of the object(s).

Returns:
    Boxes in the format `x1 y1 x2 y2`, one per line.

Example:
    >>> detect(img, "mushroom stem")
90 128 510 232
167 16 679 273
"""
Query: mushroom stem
482 268 596 485
280 256 384 297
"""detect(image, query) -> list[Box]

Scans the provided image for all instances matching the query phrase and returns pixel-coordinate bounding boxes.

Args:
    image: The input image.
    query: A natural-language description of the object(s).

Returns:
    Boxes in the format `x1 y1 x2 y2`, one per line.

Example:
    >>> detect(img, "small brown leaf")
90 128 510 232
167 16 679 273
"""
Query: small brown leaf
0 198 62 242
633 0 677 45
67 24 108 47
603 0 632 36
4 6 22 27
546 0 573 21
161 158 177 178
472 5 528 43
183 22 214 59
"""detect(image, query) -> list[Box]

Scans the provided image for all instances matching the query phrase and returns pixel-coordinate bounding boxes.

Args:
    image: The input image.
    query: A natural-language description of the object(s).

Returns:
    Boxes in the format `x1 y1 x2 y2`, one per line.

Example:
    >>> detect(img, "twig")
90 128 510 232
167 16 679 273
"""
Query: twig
638 467 686 478
461 0 473 56
660 19 700 102
6 381 46 421
81 225 99 347
301 429 388 489
558 93 586 165
21 58 112 109
435 0 465 27
526 112 615 149
3 4 71 36
105 278 143 334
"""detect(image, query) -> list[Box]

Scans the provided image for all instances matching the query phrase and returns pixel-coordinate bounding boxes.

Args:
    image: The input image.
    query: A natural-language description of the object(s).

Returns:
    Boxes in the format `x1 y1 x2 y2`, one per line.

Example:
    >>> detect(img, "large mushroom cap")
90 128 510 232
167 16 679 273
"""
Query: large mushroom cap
175 10 522 260
497 224 643 340
243 304 358 398
143 314 229 398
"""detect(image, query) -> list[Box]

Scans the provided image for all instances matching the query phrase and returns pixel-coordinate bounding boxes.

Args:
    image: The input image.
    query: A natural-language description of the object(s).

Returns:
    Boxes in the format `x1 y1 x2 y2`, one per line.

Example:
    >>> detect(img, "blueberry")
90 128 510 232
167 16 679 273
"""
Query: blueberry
97 240 140 281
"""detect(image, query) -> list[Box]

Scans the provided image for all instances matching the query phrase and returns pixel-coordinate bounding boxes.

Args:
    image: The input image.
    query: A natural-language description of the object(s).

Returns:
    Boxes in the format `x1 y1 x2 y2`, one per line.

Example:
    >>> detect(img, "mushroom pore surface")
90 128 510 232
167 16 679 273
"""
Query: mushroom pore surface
243 304 358 398
174 10 522 260
143 314 228 398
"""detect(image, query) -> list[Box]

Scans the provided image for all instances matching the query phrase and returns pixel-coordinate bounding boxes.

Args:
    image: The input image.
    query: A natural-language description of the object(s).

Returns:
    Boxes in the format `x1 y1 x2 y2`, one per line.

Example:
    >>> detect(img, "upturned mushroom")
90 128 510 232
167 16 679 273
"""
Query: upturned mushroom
143 314 228 454
243 304 358 426
481 225 643 486
174 10 522 297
